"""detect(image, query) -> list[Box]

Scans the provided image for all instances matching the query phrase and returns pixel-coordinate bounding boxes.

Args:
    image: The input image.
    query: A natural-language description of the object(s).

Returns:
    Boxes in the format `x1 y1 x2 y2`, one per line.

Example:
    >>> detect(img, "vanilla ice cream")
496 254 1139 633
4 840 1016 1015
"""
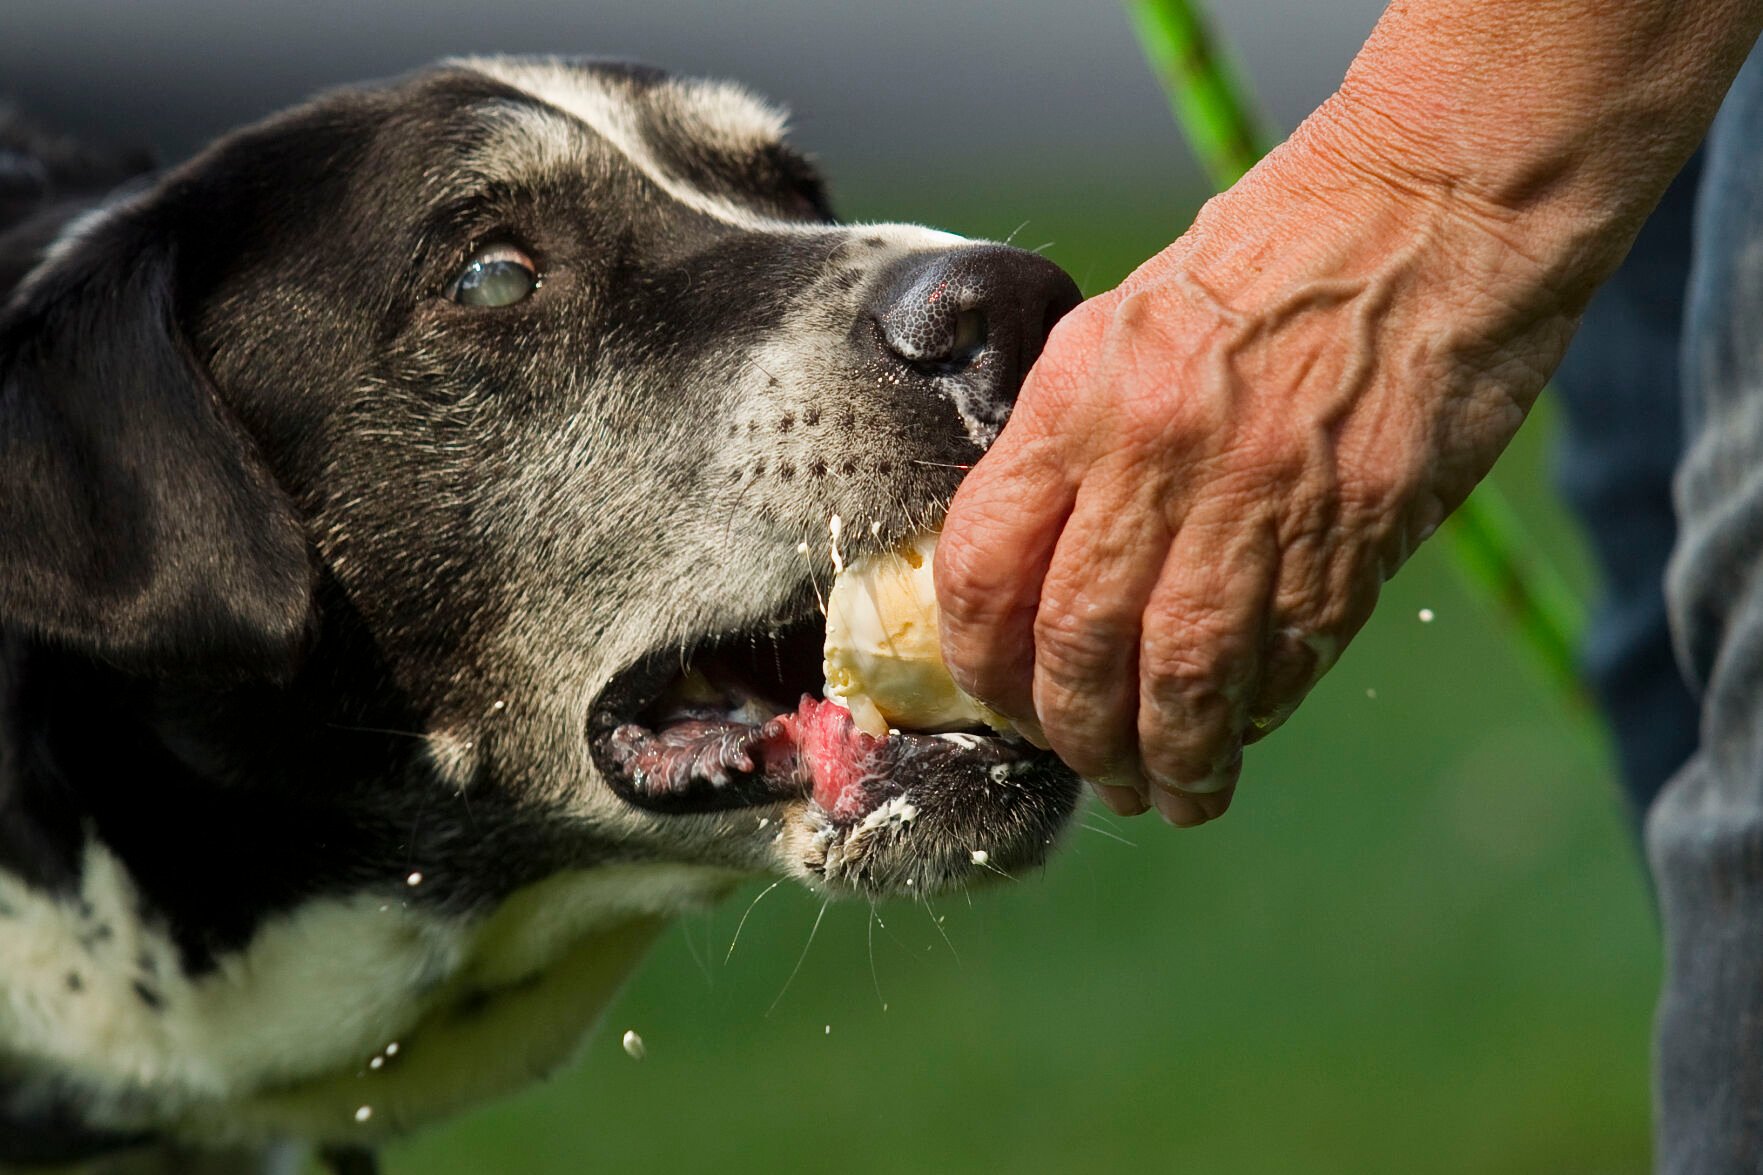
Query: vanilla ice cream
822 530 1013 737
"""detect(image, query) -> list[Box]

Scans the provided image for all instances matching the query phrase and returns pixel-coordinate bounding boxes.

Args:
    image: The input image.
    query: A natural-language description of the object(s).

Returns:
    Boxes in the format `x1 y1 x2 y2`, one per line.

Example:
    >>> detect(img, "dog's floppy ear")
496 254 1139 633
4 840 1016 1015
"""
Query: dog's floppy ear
0 205 315 678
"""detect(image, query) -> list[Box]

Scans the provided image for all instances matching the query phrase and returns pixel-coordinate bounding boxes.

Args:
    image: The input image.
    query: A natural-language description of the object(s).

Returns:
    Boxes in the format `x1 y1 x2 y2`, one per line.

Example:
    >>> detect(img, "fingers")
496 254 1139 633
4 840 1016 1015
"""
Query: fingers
1028 473 1173 782
1241 514 1393 744
1091 780 1149 817
1241 629 1331 745
1134 505 1277 804
938 303 1107 729
935 435 1073 726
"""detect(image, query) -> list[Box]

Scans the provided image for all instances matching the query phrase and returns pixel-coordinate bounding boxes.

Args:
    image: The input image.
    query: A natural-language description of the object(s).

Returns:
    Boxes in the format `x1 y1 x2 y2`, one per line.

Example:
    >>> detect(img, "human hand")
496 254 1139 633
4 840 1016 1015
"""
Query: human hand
935 111 1582 825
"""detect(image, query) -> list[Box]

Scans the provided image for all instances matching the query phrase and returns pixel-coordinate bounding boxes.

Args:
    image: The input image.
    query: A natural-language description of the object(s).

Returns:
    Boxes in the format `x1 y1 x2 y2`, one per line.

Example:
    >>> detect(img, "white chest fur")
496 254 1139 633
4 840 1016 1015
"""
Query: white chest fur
0 844 736 1144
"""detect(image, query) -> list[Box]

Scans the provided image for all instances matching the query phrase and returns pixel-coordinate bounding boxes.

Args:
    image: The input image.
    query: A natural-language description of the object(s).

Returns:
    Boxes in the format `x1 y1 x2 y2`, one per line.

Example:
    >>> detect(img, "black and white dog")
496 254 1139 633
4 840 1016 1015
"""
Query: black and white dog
0 57 1082 1172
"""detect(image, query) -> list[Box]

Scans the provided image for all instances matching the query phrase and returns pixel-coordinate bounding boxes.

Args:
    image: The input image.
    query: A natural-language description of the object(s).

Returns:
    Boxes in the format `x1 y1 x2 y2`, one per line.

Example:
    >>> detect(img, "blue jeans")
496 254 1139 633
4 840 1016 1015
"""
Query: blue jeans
1555 154 1704 823
1642 44 1763 1172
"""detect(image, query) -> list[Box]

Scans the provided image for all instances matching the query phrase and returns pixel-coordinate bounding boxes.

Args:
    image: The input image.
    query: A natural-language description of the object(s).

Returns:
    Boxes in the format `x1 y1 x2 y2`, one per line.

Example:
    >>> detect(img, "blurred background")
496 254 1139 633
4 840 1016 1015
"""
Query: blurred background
4 3 1654 1171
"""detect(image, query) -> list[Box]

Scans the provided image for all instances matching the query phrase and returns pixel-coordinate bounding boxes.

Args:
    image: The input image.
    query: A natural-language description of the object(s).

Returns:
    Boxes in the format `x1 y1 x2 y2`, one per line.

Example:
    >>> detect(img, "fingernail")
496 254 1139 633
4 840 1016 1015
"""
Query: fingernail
1244 703 1295 743
1169 772 1230 795
1091 783 1148 817
1149 787 1207 828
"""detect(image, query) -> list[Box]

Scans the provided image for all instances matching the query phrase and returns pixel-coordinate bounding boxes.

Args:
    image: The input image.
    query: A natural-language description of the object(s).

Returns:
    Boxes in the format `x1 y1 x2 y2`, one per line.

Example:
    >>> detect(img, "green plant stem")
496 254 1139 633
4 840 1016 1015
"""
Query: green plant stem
1124 0 1590 707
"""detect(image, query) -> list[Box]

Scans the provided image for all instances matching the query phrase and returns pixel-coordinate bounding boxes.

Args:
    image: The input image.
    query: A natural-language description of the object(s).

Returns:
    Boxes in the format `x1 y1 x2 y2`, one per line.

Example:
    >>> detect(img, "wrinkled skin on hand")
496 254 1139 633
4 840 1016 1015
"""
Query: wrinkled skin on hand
936 115 1580 826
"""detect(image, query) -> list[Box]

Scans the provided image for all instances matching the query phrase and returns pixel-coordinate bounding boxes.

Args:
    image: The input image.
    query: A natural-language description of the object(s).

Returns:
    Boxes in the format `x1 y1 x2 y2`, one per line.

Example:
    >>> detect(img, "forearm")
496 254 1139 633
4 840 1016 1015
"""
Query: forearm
1315 0 1763 301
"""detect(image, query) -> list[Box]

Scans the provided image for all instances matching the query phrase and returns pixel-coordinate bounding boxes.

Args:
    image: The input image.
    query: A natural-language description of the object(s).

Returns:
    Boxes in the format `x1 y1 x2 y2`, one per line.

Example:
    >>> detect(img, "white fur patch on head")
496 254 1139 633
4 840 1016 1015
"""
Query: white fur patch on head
452 55 785 232
451 55 974 254
654 76 790 154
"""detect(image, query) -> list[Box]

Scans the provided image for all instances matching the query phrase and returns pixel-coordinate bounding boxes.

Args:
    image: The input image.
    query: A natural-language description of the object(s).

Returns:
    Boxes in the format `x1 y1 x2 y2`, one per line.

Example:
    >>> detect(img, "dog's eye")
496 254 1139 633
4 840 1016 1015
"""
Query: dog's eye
450 245 538 307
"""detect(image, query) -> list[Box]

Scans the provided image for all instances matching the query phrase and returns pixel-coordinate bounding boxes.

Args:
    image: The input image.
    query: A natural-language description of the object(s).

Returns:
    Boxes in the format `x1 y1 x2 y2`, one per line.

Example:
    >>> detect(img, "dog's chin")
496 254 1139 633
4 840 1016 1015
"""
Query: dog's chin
586 599 1083 897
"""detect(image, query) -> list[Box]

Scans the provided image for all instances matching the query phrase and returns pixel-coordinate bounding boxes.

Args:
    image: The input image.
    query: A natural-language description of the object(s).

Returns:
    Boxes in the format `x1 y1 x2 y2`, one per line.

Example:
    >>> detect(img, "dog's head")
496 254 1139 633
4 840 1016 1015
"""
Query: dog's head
0 57 1084 920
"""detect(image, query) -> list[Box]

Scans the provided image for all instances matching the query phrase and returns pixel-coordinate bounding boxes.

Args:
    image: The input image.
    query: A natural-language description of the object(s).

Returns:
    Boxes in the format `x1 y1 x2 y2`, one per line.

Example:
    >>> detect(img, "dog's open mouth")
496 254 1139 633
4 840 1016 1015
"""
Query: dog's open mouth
587 607 1055 827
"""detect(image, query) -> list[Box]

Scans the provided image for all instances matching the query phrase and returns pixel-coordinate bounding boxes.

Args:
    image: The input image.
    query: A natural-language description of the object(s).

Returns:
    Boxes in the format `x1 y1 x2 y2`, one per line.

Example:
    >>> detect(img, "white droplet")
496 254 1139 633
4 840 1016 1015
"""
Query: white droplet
405 871 423 887
354 1105 373 1123
622 1029 646 1060
1418 608 1435 623
368 1055 384 1070
756 816 770 829
970 849 989 865
824 1024 832 1035
796 541 811 555
870 520 882 536
384 1041 400 1057
491 700 507 712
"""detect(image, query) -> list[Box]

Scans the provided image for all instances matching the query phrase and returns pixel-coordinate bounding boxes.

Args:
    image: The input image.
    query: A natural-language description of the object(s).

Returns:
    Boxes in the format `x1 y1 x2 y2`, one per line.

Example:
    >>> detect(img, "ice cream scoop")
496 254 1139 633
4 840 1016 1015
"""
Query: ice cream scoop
822 529 1013 738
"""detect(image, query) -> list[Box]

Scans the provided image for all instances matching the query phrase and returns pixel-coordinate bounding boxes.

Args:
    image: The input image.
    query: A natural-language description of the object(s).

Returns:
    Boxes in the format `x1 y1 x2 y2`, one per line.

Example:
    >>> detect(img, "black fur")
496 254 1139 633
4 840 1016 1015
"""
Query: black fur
0 58 1081 1170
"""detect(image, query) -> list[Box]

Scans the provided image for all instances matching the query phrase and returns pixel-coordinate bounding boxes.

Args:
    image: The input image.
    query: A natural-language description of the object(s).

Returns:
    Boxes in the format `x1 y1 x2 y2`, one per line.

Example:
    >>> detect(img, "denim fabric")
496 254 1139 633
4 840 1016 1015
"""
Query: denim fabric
1649 42 1763 1173
1554 152 1704 821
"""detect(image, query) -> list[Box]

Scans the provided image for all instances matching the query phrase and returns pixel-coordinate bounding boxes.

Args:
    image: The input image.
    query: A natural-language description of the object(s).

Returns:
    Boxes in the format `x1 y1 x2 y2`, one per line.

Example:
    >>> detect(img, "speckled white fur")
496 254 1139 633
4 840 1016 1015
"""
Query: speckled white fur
0 841 732 1141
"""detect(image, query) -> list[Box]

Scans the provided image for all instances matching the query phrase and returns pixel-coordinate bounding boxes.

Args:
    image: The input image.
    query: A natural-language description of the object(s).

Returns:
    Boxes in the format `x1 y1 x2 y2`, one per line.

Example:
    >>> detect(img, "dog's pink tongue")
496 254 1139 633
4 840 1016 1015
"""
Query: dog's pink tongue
770 697 885 820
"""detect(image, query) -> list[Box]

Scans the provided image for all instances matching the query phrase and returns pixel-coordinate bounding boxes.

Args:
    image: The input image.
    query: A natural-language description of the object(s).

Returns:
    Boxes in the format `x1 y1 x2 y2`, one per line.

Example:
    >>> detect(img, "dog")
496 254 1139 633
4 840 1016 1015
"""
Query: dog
0 56 1084 1173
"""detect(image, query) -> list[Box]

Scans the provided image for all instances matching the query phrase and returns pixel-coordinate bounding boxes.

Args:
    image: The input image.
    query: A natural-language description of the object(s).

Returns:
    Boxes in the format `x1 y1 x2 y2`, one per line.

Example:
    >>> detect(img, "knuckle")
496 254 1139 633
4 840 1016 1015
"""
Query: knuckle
933 554 999 630
1139 622 1254 710
1046 731 1122 783
1032 684 1132 781
1141 719 1242 791
1033 604 1137 687
933 529 1030 632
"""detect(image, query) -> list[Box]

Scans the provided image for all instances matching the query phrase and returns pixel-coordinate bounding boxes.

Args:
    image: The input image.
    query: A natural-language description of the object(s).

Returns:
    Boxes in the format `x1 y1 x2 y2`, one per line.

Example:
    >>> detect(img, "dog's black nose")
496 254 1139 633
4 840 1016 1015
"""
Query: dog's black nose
871 245 1083 410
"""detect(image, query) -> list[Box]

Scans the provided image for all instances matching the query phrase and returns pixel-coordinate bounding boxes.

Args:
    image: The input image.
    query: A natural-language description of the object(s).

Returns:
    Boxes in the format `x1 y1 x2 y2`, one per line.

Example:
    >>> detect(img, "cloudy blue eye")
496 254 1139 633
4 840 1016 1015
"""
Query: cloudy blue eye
451 245 538 307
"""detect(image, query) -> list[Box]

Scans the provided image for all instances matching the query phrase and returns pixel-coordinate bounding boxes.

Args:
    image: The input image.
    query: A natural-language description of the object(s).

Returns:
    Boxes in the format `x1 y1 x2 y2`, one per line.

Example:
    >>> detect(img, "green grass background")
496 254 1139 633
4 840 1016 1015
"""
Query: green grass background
386 173 1658 1175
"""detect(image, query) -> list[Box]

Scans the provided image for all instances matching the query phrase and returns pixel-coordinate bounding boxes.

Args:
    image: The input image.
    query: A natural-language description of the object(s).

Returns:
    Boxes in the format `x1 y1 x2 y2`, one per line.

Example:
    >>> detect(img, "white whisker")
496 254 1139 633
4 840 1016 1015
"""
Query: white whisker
867 902 887 1011
725 880 782 965
921 895 961 966
678 914 712 986
766 898 830 1017
1079 821 1138 848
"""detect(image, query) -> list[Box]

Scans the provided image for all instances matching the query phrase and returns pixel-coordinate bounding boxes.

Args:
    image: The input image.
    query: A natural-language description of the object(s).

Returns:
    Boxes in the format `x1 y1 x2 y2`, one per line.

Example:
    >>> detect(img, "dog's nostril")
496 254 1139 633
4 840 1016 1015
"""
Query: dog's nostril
870 245 1081 395
876 292 981 373
950 308 987 366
